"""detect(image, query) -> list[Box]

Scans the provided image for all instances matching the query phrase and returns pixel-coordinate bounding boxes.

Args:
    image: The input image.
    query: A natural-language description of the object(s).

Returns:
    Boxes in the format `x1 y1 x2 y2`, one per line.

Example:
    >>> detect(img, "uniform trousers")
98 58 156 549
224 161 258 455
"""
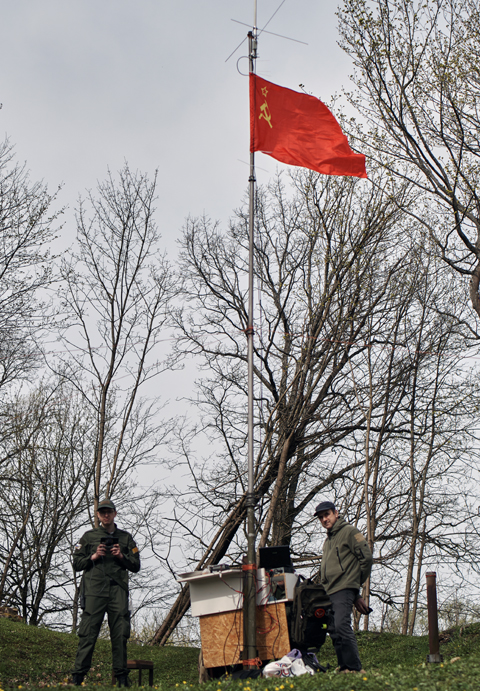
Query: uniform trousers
73 583 130 677
328 588 362 671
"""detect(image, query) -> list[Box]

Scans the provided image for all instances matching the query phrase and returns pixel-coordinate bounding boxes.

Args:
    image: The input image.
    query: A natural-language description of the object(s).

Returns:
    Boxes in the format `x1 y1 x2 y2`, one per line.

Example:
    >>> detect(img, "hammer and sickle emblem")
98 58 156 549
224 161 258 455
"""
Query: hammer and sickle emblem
259 86 273 128
259 102 273 128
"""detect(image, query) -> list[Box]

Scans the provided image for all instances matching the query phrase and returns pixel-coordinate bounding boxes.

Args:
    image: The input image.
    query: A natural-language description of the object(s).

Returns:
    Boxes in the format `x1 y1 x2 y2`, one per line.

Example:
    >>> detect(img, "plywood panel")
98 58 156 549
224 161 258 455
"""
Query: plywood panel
199 602 290 669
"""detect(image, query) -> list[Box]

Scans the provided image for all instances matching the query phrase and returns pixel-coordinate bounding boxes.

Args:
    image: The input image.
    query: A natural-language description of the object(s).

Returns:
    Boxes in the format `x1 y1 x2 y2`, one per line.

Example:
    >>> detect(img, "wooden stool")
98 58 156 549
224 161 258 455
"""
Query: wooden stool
112 659 154 686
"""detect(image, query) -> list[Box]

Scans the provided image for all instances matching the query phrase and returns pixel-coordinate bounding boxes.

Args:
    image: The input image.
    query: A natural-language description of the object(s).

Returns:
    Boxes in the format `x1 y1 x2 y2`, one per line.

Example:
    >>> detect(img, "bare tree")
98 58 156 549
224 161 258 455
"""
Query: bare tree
58 164 177 518
345 244 480 632
0 379 94 625
154 171 438 640
0 138 59 391
153 166 480 642
338 0 480 324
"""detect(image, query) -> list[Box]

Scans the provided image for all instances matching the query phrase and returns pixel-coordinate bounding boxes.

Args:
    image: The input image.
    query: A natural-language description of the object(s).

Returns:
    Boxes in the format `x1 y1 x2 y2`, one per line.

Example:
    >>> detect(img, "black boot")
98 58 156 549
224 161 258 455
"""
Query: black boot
116 674 131 687
71 673 85 686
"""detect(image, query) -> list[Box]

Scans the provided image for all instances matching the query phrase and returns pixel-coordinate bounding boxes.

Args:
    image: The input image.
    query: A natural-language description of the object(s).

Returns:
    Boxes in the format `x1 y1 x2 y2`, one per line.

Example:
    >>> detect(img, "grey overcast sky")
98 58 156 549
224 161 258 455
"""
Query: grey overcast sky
0 1 353 252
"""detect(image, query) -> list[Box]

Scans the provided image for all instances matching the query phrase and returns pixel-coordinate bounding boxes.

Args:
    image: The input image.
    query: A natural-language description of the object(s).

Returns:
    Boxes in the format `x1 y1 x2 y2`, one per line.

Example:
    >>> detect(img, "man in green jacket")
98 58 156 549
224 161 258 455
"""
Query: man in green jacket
315 500 373 673
71 499 141 687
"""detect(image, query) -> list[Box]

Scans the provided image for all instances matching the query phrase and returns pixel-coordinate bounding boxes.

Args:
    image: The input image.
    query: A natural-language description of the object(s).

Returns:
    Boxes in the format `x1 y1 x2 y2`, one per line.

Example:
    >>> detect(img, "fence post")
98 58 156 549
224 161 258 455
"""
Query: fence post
425 572 443 663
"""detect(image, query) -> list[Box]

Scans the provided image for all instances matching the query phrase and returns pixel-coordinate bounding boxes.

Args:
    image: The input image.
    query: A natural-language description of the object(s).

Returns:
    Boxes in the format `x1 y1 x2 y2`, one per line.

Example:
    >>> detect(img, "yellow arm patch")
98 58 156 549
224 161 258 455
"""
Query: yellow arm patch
132 546 139 554
355 533 367 542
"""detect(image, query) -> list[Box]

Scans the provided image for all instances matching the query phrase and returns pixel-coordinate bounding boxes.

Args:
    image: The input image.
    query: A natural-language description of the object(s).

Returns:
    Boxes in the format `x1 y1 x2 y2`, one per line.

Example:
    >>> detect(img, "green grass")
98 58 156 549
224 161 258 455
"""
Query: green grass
2 617 480 690
0 618 199 688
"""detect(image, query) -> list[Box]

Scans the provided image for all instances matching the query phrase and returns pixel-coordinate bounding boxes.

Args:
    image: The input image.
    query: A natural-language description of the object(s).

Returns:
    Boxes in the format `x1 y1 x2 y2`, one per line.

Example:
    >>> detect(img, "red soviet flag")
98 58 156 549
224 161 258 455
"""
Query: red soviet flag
250 74 367 178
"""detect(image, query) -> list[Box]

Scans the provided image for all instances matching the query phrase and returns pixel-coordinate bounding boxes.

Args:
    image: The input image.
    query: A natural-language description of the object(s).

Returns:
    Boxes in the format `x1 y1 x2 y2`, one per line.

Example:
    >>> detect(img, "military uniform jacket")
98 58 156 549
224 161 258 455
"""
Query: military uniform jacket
320 517 373 596
73 525 140 597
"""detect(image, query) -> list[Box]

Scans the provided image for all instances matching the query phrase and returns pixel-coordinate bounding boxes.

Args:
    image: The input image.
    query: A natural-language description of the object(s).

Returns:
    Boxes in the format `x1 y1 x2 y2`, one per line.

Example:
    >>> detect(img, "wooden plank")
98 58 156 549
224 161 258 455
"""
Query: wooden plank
199 602 290 669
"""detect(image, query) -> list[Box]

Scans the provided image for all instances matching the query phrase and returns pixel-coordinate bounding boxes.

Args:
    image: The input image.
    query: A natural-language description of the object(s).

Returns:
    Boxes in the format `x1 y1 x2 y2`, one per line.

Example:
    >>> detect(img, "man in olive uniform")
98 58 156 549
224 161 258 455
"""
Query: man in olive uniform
71 499 140 687
315 500 373 673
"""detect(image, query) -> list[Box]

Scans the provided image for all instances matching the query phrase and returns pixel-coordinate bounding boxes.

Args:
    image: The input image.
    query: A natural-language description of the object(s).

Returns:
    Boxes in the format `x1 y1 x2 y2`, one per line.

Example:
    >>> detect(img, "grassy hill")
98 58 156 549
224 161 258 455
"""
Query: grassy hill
0 618 199 688
2 616 480 690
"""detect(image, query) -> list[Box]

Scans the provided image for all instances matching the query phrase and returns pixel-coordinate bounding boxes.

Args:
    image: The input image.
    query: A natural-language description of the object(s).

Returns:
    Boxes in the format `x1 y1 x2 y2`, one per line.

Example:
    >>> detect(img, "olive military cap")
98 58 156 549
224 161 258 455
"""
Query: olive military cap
98 498 116 511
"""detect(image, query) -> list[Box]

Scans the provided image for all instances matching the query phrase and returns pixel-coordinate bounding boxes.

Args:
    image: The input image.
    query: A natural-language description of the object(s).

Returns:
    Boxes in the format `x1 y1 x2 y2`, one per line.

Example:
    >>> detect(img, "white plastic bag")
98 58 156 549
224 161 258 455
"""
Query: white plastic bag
263 649 315 678
263 656 293 677
291 658 313 676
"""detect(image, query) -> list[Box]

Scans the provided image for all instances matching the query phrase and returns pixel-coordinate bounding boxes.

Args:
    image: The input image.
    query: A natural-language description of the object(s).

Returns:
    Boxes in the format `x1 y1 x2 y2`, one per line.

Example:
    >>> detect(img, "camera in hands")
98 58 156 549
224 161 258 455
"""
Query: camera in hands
100 537 119 552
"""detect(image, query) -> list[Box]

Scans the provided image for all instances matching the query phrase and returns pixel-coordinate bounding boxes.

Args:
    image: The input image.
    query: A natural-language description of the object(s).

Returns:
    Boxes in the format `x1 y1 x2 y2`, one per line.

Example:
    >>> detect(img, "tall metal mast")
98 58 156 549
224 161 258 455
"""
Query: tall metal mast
242 4 258 670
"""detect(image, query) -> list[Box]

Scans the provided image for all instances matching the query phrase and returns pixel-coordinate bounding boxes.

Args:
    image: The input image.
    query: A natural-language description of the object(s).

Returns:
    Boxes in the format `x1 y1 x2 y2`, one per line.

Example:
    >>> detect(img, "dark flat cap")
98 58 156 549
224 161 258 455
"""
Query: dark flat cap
313 500 336 516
